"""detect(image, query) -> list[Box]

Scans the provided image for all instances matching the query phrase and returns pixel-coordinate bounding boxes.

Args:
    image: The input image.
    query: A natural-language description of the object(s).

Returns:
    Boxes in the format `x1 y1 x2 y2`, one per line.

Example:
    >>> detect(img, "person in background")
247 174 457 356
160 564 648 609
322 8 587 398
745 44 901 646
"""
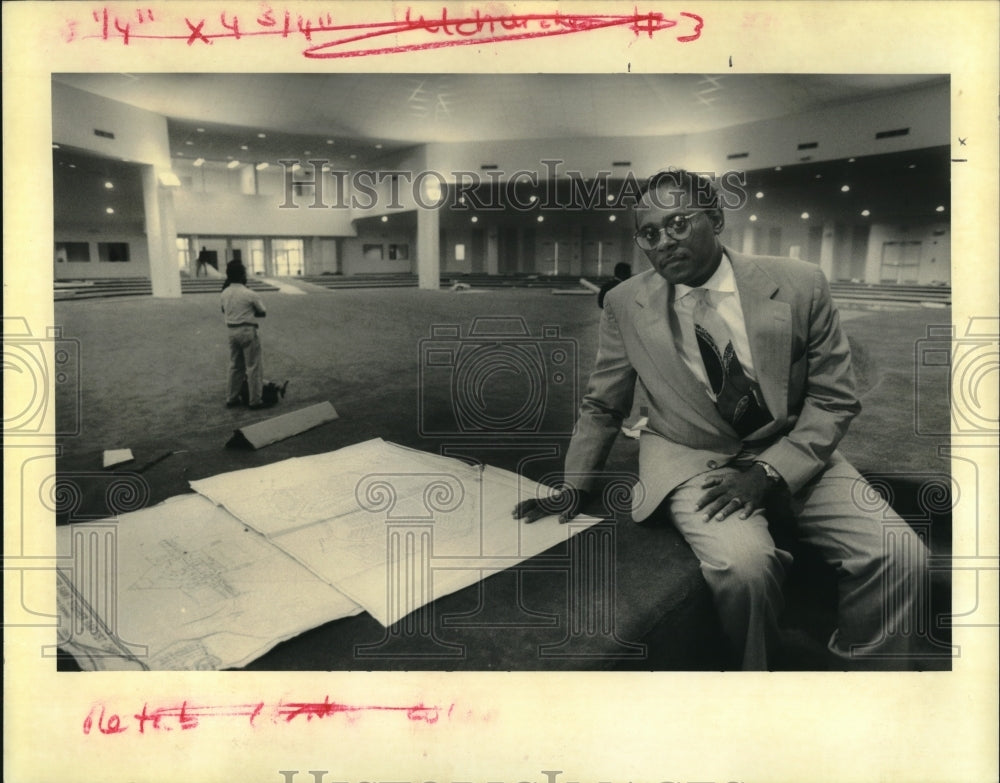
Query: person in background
597 262 632 308
514 168 929 670
196 246 210 277
221 260 267 409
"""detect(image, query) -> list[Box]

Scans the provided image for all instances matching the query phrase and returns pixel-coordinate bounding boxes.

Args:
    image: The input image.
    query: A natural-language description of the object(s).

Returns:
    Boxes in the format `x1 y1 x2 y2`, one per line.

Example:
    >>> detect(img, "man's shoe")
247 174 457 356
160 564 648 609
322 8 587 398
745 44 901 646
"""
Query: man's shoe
225 400 242 408
248 403 265 410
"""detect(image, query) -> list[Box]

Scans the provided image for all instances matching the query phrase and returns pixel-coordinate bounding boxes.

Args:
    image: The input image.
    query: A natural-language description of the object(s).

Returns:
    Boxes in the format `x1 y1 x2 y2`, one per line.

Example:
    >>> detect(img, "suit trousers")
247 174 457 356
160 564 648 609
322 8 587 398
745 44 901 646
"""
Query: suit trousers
667 458 930 670
226 325 263 406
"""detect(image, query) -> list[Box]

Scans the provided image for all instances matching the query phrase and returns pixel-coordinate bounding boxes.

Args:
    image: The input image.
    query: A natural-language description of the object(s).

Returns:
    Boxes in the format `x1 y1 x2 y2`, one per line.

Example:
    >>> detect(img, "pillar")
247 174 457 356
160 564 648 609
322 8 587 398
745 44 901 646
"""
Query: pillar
142 166 182 298
819 220 836 279
485 226 499 275
417 205 440 289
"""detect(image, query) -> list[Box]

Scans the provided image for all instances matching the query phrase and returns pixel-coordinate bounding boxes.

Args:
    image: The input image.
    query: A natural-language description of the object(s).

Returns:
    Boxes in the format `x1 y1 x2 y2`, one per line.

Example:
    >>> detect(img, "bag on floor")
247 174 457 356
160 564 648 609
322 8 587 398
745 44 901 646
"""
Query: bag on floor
239 379 289 408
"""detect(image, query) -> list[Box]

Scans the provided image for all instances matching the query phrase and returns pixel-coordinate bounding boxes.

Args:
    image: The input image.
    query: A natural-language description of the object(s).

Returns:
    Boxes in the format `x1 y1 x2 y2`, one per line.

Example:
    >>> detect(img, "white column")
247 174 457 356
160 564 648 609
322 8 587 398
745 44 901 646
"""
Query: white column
142 166 181 298
819 220 836 279
417 206 440 289
485 226 499 275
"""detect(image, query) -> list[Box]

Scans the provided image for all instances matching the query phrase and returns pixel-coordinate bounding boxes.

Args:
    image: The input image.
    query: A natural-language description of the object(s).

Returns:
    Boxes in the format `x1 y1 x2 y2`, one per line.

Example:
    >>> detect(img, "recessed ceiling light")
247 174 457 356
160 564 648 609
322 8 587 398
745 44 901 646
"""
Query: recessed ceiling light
257 133 267 138
105 207 114 214
800 212 810 220
255 162 269 171
52 143 60 149
304 150 311 156
240 145 249 151
774 166 782 171
935 205 945 212
227 160 241 169
908 164 917 169
814 174 822 179
755 191 764 199
193 158 205 167
380 215 388 223
321 164 330 172
536 215 545 223
608 215 617 222
471 216 479 223
749 215 758 222
185 140 194 146
841 185 850 192
104 181 114 189
326 139 334 145
349 154 357 160
68 164 76 169
606 194 615 202
861 209 870 217
848 158 855 163
375 143 383 149
291 163 302 172
197 128 205 133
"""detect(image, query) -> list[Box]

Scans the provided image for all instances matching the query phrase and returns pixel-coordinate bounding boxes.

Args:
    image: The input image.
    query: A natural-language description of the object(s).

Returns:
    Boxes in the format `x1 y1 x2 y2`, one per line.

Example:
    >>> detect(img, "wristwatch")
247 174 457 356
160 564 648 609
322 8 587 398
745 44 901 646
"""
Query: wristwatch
753 460 784 487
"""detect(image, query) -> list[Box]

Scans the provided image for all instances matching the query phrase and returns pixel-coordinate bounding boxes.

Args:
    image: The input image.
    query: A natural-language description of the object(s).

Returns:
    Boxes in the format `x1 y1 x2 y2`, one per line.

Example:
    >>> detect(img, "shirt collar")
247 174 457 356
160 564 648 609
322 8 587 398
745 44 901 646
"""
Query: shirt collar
674 251 735 300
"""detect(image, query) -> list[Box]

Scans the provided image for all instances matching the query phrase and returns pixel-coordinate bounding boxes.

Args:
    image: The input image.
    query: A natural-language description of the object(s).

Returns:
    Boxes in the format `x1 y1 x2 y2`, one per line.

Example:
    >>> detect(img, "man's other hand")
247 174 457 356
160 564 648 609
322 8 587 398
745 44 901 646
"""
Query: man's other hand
512 487 591 524
695 465 771 522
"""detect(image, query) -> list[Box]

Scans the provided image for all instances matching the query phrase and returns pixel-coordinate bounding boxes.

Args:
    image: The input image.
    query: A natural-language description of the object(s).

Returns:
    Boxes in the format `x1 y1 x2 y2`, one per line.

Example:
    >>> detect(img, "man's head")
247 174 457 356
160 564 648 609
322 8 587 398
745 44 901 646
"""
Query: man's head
225 260 247 286
633 169 725 287
613 262 632 281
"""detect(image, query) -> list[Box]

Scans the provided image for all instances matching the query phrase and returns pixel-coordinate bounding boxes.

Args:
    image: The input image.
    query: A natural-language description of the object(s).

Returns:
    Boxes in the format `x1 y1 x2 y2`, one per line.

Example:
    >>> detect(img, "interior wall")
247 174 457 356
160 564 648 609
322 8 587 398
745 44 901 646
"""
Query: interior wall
864 222 951 285
53 232 150 279
52 81 172 167
425 81 948 180
173 190 356 236
341 230 415 275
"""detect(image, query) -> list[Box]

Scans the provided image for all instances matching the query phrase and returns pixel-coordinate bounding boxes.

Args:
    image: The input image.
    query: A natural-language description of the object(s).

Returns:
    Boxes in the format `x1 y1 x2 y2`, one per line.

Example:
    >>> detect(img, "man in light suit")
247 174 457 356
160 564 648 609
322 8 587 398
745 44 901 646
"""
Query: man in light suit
514 169 929 670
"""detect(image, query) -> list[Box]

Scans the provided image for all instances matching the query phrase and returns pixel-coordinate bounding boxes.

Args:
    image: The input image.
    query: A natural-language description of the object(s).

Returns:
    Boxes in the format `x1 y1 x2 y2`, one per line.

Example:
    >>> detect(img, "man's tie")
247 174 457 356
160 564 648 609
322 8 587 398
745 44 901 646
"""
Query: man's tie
691 288 773 438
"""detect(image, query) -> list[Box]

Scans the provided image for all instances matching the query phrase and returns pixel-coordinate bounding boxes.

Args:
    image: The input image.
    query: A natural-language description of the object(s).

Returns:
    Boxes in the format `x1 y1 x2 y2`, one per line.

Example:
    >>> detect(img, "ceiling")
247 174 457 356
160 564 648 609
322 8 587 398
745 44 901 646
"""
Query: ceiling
53 73 945 166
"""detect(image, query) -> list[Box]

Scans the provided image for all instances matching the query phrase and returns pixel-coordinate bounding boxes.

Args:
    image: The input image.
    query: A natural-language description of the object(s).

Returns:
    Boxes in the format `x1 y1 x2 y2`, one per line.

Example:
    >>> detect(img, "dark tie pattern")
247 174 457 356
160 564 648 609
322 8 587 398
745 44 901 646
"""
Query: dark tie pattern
691 289 773 438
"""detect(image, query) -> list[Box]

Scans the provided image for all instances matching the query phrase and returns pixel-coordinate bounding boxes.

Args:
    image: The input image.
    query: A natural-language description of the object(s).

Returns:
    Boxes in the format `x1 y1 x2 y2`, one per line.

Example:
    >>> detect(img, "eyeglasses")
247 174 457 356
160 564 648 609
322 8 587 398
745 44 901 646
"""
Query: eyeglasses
633 213 703 250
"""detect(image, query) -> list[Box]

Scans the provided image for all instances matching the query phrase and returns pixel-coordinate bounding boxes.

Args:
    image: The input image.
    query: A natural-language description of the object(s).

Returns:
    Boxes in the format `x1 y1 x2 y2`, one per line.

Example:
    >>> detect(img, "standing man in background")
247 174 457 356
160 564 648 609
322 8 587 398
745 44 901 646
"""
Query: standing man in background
515 168 929 670
598 262 632 308
221 259 267 409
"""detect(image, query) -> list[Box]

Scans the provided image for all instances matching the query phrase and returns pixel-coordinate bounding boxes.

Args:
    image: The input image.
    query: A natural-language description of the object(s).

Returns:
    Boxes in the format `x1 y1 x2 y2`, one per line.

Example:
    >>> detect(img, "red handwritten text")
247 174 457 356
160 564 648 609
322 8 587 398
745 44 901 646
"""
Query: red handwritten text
68 6 703 57
82 698 452 736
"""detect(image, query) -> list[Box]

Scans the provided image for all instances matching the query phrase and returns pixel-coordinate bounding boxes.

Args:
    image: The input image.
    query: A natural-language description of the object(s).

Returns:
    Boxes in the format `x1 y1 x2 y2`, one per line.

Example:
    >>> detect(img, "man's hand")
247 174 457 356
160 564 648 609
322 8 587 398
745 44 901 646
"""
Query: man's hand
695 465 772 522
512 487 591 524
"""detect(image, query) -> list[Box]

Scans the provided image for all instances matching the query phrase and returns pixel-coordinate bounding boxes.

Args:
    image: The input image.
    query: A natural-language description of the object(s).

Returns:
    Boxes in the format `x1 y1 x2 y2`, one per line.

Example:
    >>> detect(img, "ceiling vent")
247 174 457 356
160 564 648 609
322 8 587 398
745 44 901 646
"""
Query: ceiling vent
875 128 910 139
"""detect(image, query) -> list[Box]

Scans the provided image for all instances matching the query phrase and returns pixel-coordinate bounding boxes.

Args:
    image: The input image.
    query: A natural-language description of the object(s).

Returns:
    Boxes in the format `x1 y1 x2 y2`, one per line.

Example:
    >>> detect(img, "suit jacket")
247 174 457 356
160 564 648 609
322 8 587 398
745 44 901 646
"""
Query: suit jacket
563 248 861 521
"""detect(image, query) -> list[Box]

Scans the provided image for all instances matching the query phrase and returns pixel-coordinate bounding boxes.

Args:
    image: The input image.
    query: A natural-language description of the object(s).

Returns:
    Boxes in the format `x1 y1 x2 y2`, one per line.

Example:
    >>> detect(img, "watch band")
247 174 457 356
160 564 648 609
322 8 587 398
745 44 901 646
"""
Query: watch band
754 460 783 485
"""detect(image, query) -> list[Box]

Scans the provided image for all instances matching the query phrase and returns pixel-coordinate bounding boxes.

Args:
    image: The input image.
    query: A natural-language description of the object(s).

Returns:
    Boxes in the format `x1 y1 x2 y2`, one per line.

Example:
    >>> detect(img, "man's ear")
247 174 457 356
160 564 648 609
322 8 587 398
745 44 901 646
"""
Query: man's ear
708 208 725 234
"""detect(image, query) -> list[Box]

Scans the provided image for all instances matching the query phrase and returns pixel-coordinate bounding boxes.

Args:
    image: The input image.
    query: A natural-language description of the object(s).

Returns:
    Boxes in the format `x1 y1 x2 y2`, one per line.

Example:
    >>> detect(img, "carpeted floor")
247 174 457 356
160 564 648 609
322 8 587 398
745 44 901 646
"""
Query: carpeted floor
50 285 953 670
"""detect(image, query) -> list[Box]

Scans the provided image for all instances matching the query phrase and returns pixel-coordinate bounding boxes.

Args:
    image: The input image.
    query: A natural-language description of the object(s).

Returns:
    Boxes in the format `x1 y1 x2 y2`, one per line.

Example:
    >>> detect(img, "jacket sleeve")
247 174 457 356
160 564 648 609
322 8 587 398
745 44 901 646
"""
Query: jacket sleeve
563 300 637 492
757 267 861 493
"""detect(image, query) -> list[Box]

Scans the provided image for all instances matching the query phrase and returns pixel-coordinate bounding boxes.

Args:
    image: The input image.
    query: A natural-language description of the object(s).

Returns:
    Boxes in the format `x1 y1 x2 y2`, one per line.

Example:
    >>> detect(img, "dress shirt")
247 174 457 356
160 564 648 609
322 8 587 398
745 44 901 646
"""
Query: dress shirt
670 252 758 397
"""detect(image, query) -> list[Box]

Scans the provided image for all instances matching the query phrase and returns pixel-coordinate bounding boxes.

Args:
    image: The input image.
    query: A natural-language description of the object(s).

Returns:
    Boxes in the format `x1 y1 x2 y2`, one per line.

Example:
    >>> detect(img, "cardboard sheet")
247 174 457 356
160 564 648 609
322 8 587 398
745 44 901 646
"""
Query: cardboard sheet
56 493 362 671
225 400 339 449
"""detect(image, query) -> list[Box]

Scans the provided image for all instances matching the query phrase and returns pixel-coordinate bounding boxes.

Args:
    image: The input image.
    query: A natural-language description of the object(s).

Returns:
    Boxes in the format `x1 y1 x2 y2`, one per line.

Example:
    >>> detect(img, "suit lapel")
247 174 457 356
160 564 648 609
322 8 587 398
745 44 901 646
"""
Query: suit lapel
728 249 791 420
632 272 726 426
